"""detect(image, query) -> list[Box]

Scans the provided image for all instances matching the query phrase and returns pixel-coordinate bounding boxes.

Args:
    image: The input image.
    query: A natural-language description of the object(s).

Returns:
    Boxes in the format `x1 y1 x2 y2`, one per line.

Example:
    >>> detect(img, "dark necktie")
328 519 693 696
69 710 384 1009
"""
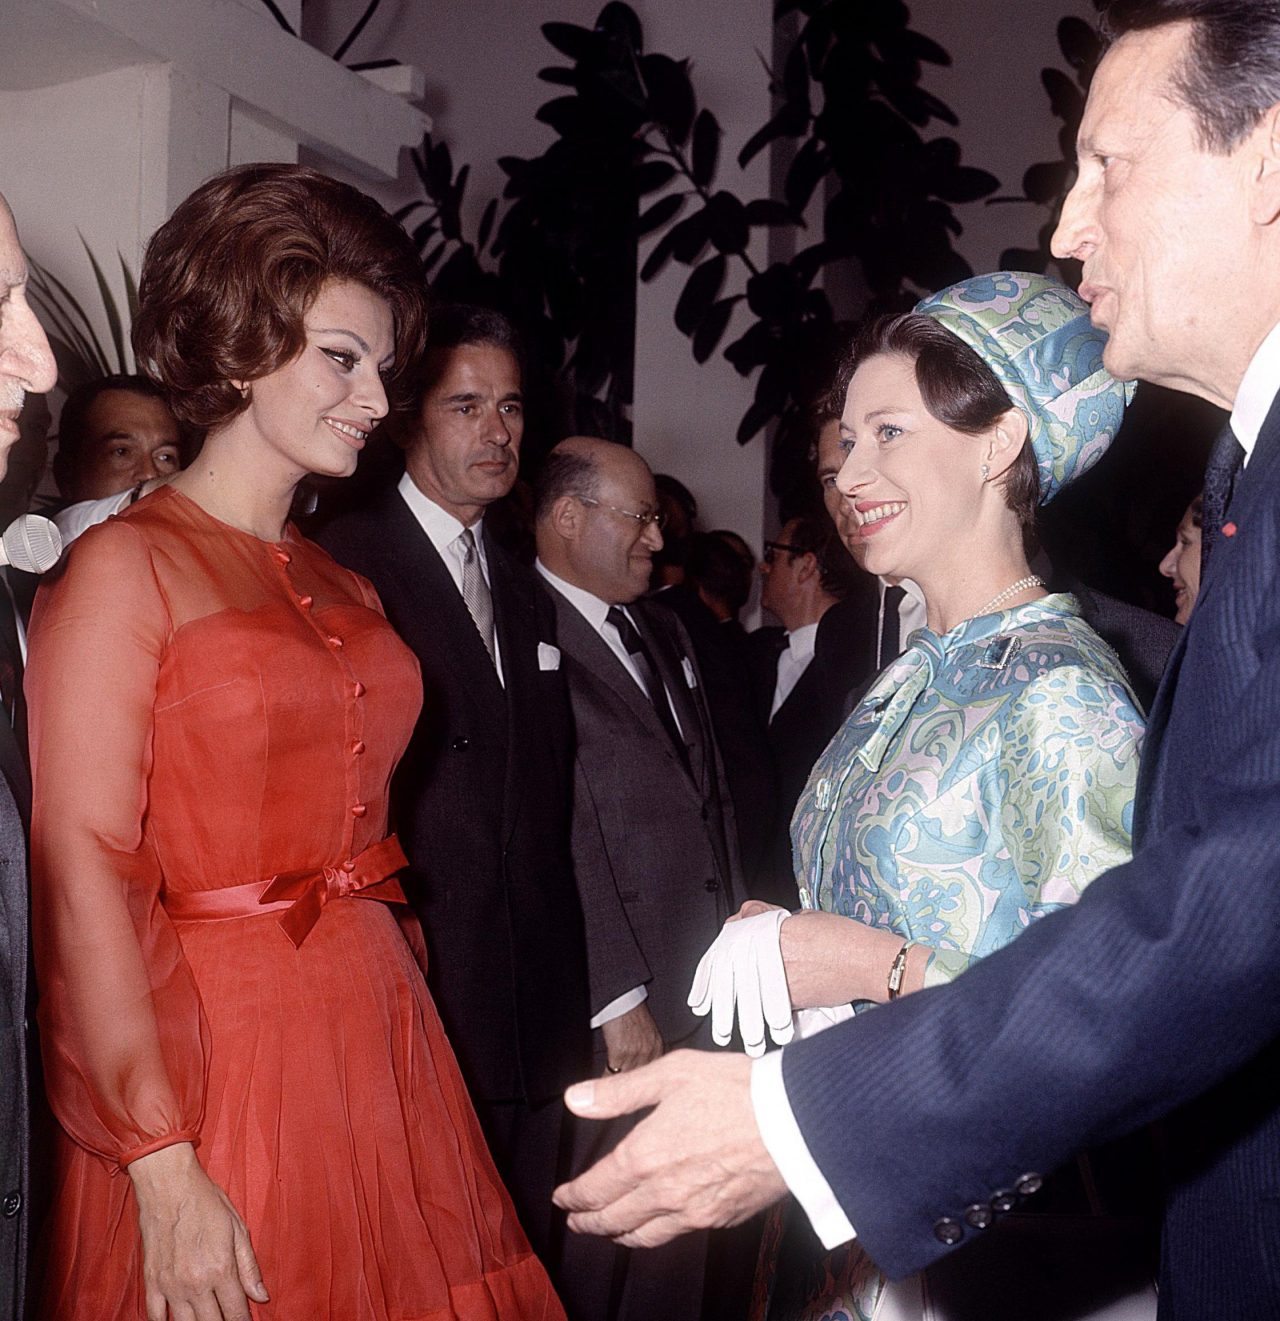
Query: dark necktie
1201 424 1245 575
879 585 906 669
606 606 686 758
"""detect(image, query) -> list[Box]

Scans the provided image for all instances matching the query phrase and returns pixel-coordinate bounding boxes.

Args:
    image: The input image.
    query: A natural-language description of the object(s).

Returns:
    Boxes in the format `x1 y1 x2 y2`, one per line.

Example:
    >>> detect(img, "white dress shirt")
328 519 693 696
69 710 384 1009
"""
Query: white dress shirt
770 622 819 720
398 471 503 684
1231 319 1280 465
881 577 927 657
535 559 670 1029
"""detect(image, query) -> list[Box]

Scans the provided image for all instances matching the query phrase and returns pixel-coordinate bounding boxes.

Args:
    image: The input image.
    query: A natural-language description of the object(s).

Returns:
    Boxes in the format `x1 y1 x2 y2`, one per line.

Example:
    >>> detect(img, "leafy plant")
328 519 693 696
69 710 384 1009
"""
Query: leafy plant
26 240 139 394
395 0 996 489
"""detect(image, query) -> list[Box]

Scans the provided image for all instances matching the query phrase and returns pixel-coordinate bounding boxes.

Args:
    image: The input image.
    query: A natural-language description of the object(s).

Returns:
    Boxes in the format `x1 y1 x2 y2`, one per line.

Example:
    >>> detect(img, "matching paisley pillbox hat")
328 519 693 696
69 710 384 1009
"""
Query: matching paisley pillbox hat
914 271 1136 504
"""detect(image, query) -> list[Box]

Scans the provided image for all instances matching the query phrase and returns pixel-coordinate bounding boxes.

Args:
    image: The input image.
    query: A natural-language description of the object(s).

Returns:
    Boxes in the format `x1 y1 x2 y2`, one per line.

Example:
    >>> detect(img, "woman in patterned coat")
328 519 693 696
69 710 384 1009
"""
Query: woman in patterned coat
713 273 1147 1321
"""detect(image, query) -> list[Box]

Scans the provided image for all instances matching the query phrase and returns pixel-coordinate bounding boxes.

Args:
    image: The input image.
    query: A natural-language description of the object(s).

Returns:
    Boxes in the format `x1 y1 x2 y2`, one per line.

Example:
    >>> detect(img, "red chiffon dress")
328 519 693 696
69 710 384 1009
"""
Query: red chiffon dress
26 486 564 1320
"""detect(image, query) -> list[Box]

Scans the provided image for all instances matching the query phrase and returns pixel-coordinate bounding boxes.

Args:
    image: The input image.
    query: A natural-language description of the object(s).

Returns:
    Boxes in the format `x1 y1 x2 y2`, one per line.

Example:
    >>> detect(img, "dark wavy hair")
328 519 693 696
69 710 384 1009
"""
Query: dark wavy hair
132 163 428 431
833 313 1041 528
1102 0 1280 152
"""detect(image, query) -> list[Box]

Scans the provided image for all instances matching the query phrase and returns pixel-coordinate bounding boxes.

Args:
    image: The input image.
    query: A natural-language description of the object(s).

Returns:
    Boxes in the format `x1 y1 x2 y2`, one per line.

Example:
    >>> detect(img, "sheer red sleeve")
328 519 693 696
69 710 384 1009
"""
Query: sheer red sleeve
26 521 208 1167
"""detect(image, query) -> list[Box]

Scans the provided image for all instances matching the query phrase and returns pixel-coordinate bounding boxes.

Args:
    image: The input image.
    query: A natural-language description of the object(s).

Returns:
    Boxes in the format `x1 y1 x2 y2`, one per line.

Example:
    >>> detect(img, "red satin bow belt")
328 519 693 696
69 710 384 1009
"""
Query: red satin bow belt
163 834 409 948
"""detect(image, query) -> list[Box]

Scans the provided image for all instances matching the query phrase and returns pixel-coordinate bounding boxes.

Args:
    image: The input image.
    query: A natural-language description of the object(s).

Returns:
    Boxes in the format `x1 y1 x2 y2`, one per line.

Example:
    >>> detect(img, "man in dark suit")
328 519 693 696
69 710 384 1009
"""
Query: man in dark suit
534 436 740 1320
749 514 859 905
315 306 590 1277
555 6 1280 1312
0 191 58 1321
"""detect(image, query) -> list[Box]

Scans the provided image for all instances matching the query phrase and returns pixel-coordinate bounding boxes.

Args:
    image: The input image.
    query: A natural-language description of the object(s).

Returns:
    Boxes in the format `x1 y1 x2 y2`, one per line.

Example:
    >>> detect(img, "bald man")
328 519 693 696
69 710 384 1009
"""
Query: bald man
534 437 741 1321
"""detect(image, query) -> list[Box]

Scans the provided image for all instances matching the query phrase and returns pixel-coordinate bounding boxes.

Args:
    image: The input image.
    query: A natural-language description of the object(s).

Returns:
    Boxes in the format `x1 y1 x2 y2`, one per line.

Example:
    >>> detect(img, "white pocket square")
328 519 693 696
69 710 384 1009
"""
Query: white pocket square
681 656 697 689
538 642 561 671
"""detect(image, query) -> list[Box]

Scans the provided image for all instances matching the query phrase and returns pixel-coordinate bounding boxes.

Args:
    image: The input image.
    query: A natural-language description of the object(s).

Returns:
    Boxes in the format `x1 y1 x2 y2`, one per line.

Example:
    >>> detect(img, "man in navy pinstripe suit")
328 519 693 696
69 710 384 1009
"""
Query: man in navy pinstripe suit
555 3 1280 1313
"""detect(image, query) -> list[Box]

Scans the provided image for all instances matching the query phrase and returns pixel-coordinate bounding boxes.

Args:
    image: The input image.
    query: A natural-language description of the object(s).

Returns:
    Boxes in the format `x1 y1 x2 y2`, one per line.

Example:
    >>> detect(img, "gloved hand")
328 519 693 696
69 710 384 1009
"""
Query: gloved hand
687 908 795 1057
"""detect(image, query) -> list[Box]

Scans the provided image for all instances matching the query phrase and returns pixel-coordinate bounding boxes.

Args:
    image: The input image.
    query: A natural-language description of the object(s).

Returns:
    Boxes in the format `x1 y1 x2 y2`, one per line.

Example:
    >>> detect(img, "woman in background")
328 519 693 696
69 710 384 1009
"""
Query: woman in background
28 163 562 1321
1160 493 1203 624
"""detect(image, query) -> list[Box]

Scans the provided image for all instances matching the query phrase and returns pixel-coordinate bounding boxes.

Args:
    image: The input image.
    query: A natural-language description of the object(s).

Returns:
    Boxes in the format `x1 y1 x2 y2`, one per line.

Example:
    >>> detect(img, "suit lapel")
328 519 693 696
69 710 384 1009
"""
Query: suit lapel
550 588 698 785
633 603 705 791
486 534 535 841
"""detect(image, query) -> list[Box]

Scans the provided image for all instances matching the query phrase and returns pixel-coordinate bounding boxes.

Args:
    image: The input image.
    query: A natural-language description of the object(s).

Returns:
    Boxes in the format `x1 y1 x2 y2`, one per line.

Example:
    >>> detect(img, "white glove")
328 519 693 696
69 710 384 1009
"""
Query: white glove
687 909 795 1057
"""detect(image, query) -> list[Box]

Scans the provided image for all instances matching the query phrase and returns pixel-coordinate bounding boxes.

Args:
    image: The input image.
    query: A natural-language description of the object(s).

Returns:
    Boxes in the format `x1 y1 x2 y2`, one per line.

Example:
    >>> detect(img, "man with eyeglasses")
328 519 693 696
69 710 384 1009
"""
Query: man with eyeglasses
534 436 740 1321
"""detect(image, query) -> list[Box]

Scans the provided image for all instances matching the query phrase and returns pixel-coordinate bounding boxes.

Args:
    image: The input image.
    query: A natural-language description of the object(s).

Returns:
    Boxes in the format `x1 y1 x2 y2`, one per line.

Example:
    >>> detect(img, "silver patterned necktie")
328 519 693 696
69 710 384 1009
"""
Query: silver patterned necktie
454 527 496 663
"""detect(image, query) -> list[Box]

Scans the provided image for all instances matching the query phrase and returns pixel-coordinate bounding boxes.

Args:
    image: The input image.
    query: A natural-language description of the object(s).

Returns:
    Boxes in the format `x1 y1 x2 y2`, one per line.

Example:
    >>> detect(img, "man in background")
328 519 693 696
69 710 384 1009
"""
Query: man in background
0 188 58 1321
317 305 590 1283
535 436 740 1320
750 513 859 905
52 374 185 504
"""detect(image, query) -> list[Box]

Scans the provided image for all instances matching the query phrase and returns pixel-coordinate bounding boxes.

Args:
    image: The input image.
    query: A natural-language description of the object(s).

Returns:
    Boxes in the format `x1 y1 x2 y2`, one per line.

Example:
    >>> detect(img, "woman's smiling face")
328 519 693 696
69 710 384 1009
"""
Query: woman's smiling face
835 352 985 584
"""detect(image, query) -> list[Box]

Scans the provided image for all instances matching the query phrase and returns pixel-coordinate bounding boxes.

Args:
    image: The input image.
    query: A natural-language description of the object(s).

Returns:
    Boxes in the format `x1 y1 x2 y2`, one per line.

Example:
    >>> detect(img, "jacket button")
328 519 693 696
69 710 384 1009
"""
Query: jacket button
351 681 366 698
327 635 343 649
451 737 469 752
990 1188 1018 1214
350 740 366 756
297 594 313 609
703 878 719 892
350 803 367 818
964 1203 994 1230
1 1190 20 1218
1015 1172 1043 1198
932 1217 963 1246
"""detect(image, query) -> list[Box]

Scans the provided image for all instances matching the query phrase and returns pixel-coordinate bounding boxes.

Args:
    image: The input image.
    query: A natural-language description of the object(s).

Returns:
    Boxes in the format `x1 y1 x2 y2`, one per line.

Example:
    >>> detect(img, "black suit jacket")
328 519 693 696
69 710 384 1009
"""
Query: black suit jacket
746 625 848 907
782 400 1280 1315
649 585 775 884
548 590 741 1044
0 704 28 1321
317 489 590 1104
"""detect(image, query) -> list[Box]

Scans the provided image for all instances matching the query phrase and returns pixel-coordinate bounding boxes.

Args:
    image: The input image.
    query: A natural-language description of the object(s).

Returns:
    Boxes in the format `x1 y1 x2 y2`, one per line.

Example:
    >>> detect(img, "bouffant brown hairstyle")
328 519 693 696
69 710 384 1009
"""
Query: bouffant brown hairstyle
132 163 428 432
832 313 1040 528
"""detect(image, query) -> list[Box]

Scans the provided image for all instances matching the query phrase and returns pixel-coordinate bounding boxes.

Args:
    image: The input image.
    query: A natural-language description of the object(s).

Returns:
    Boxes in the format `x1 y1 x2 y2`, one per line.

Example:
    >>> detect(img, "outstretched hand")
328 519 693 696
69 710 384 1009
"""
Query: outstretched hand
553 1049 788 1247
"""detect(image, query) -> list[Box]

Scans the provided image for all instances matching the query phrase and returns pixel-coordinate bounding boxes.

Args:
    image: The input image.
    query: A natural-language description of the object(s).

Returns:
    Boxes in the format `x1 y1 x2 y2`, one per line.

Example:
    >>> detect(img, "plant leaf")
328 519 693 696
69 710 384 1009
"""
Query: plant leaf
674 254 726 335
477 198 499 251
541 21 599 62
637 192 686 236
691 109 721 188
692 295 739 363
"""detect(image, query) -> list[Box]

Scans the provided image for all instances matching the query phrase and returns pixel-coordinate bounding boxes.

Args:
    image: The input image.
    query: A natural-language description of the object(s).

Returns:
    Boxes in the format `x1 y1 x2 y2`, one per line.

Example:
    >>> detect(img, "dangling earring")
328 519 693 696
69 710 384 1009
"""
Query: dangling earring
980 463 990 480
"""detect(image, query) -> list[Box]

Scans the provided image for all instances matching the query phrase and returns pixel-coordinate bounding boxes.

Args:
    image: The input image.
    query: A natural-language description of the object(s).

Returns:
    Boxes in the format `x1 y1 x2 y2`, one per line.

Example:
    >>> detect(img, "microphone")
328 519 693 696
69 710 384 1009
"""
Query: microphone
0 514 64 573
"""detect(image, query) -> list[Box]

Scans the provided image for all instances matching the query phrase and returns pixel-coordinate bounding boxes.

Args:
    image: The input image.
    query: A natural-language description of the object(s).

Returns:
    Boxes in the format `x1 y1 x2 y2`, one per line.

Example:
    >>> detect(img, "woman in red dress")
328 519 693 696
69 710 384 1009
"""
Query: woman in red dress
27 164 564 1321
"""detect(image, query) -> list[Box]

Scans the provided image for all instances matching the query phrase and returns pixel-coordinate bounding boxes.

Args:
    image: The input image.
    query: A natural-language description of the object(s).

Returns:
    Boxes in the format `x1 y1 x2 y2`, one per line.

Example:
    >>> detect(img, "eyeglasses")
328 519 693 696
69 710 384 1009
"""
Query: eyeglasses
576 496 667 530
763 540 805 565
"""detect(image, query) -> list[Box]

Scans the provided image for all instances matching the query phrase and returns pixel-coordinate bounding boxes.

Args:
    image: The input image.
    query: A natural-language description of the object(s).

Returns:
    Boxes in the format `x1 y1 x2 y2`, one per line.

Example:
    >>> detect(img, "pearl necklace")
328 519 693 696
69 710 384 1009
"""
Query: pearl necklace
975 576 1044 617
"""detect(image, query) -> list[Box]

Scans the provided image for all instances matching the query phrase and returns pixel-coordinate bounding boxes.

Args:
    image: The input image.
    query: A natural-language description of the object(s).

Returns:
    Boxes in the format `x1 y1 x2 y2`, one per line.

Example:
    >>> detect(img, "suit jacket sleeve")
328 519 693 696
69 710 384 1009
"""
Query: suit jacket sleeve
569 750 653 1018
779 619 1280 1280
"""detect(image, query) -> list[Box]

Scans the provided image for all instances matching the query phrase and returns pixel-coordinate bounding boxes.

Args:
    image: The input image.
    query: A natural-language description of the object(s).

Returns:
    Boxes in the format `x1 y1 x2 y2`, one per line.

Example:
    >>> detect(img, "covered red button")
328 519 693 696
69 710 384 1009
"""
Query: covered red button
351 740 366 756
352 681 366 698
351 803 367 818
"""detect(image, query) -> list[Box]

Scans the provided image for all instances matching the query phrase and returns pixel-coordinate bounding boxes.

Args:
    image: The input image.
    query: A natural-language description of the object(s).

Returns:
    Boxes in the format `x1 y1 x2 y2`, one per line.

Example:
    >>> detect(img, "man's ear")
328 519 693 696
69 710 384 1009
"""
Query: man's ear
548 493 582 544
984 407 1030 484
795 550 819 585
1250 102 1280 226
